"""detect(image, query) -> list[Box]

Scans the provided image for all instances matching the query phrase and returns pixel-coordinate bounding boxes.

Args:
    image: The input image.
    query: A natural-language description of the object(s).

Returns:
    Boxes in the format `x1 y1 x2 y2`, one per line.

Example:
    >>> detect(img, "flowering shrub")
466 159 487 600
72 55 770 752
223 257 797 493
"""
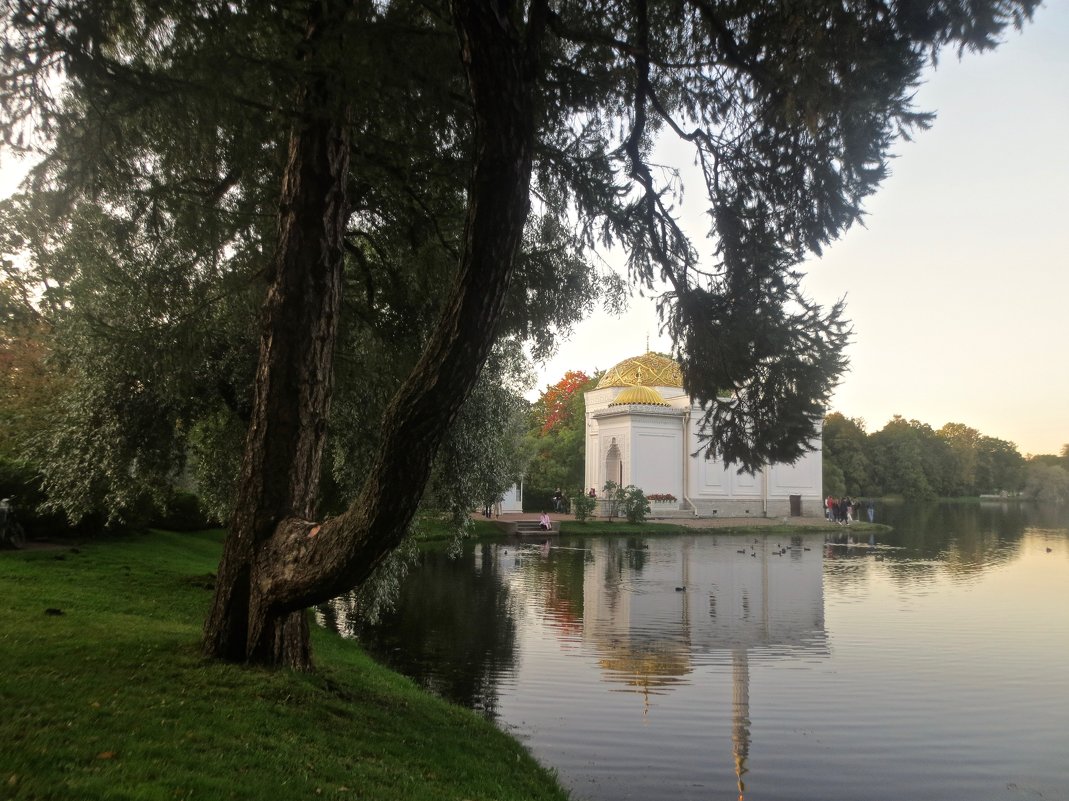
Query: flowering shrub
646 493 677 503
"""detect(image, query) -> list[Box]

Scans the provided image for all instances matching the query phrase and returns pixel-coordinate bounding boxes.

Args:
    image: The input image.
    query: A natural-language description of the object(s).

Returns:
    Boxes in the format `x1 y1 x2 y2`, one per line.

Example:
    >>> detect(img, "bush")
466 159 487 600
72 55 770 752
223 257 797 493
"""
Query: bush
621 486 650 523
150 491 220 531
0 455 103 540
1 457 216 538
0 455 42 508
602 481 651 523
570 490 596 522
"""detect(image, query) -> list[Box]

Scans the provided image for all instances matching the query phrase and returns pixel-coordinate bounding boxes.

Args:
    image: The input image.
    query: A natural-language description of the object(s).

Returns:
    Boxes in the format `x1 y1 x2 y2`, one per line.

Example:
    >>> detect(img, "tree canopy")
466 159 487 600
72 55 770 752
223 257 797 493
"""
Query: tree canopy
823 413 1028 499
0 0 1039 667
524 370 597 495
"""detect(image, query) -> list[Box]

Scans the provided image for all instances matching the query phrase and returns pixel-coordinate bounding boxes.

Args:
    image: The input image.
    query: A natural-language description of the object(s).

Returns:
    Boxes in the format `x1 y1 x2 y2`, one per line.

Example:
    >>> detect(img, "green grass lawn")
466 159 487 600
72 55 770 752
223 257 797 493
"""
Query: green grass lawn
416 516 504 541
0 530 569 801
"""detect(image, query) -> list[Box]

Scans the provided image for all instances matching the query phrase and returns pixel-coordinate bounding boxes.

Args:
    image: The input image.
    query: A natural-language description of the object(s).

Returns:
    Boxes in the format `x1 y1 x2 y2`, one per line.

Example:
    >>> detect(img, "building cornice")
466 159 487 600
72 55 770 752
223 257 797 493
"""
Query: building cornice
593 405 686 421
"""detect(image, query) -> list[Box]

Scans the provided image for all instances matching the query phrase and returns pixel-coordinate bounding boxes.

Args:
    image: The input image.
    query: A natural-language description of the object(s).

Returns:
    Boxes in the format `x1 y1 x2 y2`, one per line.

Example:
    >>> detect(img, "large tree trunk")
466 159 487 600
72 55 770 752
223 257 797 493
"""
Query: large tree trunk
203 0 354 669
204 0 546 668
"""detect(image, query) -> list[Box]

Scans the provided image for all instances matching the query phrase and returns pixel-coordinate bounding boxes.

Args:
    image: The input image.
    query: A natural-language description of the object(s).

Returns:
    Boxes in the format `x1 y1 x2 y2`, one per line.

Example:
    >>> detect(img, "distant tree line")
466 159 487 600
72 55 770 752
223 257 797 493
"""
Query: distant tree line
823 413 1069 503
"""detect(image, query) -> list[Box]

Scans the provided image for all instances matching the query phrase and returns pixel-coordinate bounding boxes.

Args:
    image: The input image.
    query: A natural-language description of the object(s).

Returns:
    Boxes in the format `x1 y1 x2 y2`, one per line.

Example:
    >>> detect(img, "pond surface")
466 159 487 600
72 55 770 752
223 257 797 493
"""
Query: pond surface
324 504 1069 801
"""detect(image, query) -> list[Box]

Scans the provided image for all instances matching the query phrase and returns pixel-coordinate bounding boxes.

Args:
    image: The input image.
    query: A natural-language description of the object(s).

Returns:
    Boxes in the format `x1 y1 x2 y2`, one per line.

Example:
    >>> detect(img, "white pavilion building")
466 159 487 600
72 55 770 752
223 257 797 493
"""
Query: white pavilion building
584 351 823 518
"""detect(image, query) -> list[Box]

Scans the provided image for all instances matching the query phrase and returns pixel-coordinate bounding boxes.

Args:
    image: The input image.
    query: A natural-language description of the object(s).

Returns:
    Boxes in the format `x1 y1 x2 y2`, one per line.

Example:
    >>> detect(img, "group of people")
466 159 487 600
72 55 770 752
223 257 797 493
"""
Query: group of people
825 495 875 524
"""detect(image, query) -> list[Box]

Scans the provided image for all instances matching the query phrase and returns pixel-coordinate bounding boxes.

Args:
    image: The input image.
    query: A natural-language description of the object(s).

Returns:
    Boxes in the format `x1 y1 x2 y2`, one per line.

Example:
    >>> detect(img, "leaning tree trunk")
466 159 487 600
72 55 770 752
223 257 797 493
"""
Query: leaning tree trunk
204 0 547 668
203 0 354 669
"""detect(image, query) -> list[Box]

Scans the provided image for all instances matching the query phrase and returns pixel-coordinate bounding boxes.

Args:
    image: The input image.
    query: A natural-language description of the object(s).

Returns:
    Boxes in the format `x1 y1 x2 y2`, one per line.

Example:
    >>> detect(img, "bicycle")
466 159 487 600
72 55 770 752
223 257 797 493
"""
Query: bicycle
0 498 26 549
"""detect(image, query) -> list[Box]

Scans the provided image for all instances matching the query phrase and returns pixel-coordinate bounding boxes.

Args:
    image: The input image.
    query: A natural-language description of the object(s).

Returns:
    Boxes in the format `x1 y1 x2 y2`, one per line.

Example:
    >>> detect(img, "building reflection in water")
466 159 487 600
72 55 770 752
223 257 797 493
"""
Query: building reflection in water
732 647 750 801
509 533 827 801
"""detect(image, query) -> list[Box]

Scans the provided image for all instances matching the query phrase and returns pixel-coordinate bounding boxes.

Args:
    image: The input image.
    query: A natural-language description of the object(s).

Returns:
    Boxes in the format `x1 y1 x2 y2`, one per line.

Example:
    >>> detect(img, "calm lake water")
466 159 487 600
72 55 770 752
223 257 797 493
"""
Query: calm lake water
325 503 1069 801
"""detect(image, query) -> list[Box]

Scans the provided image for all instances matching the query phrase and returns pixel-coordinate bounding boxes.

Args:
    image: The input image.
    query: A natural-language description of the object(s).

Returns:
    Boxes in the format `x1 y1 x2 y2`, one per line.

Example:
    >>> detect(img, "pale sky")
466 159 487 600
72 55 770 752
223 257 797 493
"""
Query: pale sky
532 2 1069 458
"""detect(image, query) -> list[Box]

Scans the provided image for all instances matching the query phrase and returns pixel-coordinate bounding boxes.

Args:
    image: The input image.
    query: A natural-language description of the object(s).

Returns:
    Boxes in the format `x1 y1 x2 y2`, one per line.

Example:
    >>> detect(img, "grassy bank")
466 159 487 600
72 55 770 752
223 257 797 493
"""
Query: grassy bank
0 531 569 801
417 516 504 541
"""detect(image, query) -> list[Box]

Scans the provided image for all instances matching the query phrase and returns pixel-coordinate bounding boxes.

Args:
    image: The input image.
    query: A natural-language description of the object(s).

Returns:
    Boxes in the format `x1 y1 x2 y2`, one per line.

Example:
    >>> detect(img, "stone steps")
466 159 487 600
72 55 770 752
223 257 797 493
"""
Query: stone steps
509 520 559 536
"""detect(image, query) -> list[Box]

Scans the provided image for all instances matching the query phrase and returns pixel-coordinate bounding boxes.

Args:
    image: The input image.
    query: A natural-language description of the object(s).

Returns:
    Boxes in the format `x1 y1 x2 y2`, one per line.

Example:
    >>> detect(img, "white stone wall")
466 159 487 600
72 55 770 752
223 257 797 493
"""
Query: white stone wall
585 385 824 517
500 482 524 513
587 388 685 497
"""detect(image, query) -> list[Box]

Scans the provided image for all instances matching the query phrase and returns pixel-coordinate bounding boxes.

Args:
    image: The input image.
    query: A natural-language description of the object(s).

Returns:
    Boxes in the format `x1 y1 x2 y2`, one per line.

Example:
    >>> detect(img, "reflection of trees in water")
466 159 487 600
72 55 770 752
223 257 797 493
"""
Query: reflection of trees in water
881 560 942 591
625 537 650 571
324 543 517 720
513 538 588 633
882 502 1027 575
599 538 626 611
821 558 872 593
826 502 1068 590
1016 502 1069 530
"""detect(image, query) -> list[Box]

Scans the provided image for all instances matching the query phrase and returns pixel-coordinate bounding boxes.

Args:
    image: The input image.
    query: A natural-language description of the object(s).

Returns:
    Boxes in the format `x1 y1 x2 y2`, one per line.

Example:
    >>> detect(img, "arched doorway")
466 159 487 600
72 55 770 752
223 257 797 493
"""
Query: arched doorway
605 438 622 487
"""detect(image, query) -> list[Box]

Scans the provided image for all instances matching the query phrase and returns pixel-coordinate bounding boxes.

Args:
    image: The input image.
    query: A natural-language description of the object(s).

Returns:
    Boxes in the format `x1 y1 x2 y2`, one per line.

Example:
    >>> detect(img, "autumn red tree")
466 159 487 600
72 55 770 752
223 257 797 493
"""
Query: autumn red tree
535 370 592 435
526 371 598 492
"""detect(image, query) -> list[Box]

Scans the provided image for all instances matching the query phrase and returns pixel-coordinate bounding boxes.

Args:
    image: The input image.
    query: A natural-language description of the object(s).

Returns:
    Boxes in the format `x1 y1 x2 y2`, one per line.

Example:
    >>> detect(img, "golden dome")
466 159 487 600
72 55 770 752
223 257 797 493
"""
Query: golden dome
596 352 683 389
608 385 669 407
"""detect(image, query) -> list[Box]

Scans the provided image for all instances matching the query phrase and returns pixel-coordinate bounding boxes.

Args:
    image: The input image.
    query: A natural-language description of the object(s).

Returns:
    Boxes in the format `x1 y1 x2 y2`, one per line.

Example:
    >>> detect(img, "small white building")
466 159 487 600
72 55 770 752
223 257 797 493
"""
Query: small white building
499 480 524 513
584 352 823 518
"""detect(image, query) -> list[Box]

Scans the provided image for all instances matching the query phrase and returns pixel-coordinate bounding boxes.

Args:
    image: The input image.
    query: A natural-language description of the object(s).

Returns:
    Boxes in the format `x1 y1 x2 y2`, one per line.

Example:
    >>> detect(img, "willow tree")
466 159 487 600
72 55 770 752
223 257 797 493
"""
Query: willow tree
0 0 1036 668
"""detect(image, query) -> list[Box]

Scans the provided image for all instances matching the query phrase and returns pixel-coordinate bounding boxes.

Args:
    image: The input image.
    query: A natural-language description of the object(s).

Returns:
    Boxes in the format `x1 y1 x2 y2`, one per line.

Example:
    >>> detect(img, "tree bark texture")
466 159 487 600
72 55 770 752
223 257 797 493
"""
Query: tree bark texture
204 0 545 667
203 0 354 669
